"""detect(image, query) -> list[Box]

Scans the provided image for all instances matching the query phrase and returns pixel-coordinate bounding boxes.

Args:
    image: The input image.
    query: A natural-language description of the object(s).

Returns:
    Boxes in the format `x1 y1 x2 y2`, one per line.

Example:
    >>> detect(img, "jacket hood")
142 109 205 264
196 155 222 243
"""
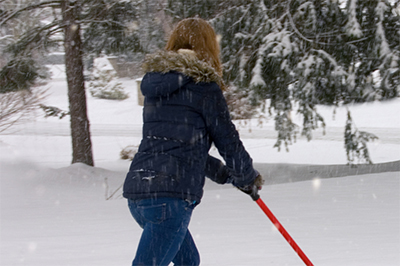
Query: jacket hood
140 49 224 97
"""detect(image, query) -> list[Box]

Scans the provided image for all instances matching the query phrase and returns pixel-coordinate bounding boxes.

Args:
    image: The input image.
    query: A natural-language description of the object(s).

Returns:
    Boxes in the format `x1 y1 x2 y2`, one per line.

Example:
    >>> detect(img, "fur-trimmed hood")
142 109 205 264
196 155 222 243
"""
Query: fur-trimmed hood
141 49 224 95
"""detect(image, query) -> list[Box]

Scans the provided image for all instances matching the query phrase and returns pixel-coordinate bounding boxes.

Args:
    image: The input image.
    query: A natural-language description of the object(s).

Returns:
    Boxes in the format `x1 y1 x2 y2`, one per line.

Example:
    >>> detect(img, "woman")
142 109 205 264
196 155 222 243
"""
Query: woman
123 17 263 266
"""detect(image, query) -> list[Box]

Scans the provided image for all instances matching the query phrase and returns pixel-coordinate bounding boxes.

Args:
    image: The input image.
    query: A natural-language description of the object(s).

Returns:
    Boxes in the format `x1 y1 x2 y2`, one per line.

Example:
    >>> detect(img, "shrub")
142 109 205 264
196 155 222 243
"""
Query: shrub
88 58 129 100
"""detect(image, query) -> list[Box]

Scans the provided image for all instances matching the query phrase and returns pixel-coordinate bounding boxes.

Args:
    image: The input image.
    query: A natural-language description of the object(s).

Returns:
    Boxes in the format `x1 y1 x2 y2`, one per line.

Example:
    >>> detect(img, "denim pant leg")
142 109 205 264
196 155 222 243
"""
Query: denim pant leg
172 229 200 266
128 198 198 266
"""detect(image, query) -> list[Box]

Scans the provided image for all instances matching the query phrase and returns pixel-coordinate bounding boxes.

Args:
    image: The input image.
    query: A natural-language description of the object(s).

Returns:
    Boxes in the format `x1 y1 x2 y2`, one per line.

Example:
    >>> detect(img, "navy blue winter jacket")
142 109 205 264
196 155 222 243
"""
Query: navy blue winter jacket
123 50 257 204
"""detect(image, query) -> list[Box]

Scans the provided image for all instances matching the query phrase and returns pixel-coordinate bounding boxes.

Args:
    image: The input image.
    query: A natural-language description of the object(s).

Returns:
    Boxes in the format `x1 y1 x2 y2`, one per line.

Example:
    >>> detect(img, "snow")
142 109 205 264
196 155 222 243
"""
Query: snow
345 0 363 38
93 57 115 71
375 1 391 58
1 65 399 265
250 60 266 87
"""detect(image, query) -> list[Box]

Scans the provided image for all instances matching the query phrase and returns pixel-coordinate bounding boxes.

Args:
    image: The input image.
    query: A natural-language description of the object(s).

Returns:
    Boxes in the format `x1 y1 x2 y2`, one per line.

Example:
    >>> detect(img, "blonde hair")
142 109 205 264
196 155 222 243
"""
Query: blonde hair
165 18 223 78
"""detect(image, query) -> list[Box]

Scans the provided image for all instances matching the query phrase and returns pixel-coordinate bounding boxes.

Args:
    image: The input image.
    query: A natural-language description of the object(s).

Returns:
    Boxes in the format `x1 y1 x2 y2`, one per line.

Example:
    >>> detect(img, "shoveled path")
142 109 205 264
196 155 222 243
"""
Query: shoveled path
254 160 400 185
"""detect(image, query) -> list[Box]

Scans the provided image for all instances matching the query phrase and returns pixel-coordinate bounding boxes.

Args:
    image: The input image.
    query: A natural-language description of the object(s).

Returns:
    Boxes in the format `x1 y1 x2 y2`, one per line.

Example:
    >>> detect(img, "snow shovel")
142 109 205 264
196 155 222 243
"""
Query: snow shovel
253 194 314 266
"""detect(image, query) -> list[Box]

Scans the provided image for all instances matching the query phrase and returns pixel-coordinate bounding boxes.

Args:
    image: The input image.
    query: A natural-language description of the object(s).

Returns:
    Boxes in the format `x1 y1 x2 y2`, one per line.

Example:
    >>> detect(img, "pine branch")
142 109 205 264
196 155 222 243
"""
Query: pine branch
287 0 368 46
39 104 70 119
5 21 62 57
0 1 62 27
287 0 325 45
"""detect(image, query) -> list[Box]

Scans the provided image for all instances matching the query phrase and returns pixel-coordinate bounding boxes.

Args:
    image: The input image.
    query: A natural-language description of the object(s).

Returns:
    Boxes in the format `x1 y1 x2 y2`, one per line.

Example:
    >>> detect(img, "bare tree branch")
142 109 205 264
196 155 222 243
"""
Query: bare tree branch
0 88 46 133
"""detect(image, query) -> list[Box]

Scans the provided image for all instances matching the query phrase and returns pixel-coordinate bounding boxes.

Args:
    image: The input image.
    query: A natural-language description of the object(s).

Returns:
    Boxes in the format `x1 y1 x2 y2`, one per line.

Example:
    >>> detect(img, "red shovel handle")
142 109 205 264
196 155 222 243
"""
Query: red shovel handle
256 198 314 266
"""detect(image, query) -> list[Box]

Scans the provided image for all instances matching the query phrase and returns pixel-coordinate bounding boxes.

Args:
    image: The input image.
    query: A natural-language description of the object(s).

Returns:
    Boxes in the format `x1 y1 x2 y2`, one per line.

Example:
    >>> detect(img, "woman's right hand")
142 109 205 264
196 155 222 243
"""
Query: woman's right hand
237 174 264 201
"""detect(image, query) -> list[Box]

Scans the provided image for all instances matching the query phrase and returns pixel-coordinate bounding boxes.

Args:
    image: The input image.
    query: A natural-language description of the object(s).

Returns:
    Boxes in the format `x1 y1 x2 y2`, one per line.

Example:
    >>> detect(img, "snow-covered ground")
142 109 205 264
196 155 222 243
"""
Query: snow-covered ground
1 65 399 265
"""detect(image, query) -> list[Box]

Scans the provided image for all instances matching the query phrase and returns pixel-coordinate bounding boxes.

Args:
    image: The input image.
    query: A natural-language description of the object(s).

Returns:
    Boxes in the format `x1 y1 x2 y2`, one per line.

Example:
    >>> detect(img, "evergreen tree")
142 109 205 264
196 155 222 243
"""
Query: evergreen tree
0 0 142 166
344 110 378 165
350 0 400 100
211 0 399 162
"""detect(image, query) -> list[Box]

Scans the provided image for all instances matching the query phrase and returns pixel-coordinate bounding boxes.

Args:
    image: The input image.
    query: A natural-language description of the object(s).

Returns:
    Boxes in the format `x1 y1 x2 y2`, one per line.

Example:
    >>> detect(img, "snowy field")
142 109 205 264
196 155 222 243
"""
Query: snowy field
1 65 399 265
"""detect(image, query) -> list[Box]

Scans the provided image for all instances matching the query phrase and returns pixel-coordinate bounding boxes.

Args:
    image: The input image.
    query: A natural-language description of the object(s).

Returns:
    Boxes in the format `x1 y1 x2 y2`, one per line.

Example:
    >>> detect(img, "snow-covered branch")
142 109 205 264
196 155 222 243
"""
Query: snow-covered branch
375 1 391 58
0 1 61 27
344 0 363 38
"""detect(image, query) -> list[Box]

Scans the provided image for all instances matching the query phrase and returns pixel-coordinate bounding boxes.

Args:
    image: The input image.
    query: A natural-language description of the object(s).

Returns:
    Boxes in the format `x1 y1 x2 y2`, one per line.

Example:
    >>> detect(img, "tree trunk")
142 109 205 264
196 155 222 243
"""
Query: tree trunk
61 0 94 166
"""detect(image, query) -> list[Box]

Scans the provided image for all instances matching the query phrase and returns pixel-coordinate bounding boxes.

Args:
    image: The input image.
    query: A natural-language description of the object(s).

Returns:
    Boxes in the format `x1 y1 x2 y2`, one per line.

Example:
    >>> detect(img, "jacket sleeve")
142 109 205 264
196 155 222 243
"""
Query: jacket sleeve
204 155 232 184
202 84 257 187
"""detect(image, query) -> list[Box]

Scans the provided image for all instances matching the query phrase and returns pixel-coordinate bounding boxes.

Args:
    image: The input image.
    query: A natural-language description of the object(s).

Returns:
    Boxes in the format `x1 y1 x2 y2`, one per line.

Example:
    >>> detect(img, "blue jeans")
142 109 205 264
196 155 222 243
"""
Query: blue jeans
128 198 200 266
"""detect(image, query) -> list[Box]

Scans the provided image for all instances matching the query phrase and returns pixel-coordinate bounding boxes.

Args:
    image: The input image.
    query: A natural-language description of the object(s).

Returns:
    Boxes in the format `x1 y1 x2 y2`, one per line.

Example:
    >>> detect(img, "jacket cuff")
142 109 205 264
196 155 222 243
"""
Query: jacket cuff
231 168 258 188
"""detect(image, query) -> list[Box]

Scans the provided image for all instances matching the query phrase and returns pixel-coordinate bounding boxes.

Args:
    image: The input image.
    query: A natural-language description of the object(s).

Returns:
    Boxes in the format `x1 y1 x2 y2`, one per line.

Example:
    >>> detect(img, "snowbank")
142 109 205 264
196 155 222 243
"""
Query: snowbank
1 65 399 265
